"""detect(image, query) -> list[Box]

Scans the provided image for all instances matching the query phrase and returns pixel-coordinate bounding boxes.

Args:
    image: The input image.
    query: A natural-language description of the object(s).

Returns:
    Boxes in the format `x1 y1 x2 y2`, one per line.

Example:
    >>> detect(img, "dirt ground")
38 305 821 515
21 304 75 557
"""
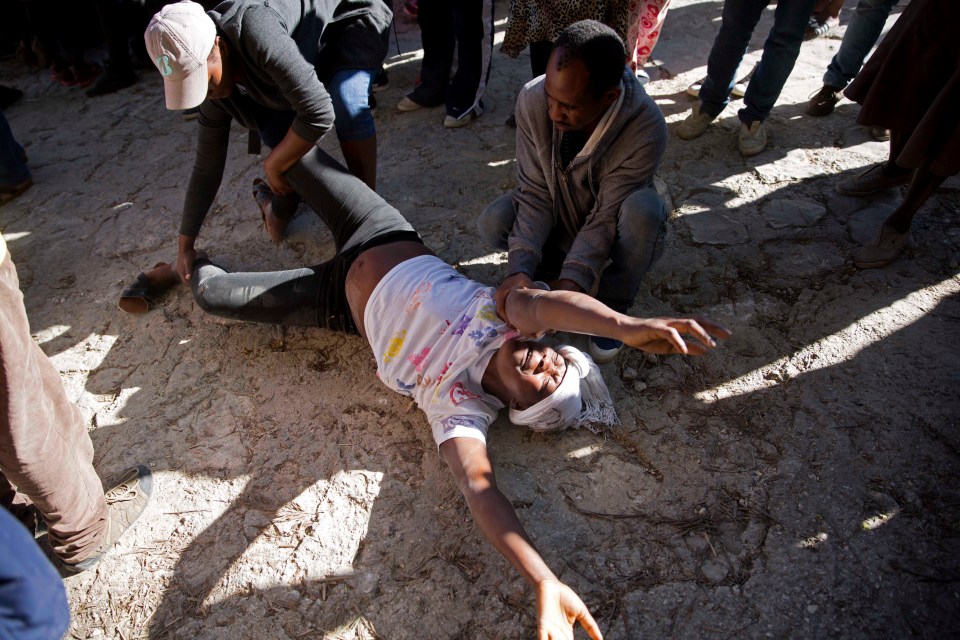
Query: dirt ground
2 1 959 638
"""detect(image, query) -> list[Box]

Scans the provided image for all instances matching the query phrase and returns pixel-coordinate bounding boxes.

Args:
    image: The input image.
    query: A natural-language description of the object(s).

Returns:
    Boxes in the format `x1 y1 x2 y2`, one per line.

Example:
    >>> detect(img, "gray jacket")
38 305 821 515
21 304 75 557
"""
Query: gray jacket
180 0 391 237
508 67 667 293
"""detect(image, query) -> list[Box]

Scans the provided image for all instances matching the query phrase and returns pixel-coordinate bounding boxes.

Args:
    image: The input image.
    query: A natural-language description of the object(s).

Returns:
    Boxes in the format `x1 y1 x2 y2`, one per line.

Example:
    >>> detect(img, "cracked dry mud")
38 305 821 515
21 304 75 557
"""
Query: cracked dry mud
1 1 958 638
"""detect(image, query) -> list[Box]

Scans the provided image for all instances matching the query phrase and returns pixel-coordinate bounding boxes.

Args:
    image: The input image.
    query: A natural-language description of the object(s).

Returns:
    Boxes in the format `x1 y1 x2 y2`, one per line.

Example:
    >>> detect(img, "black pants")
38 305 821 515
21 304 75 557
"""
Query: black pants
408 0 495 118
190 149 420 333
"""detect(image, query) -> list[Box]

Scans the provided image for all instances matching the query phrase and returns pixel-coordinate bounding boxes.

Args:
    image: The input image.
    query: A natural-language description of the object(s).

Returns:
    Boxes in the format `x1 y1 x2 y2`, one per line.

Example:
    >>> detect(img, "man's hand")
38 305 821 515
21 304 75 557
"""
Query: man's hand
494 272 535 323
536 578 603 640
176 235 199 283
620 317 731 356
554 279 582 293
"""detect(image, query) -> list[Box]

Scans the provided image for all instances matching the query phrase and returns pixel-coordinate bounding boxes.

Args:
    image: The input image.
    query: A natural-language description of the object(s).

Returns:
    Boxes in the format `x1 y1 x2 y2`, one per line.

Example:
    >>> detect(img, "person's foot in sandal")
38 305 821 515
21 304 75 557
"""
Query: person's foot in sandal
253 178 299 242
118 262 181 314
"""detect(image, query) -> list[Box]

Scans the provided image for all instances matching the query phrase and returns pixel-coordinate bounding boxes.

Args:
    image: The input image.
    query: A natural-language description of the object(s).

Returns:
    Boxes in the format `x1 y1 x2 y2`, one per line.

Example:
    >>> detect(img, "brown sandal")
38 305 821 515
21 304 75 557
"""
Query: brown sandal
118 262 177 314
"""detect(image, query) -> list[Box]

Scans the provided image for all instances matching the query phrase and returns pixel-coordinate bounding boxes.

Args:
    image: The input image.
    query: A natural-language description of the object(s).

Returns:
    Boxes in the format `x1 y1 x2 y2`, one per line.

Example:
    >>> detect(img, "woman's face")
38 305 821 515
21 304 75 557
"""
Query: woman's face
491 340 568 410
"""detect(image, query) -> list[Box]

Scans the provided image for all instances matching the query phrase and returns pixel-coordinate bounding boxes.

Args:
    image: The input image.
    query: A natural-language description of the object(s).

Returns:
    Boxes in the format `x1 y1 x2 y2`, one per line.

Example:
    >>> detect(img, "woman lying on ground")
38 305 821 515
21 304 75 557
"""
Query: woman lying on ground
127 148 729 639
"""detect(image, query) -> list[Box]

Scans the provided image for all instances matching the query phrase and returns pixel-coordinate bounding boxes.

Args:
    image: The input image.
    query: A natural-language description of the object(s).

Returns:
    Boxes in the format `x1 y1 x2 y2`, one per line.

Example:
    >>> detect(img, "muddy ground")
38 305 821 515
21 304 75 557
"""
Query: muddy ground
1 1 958 638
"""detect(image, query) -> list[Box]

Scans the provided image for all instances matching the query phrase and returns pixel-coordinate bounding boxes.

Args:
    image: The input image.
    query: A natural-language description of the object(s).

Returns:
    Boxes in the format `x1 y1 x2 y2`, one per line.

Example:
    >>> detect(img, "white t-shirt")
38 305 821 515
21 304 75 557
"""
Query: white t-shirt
364 255 519 447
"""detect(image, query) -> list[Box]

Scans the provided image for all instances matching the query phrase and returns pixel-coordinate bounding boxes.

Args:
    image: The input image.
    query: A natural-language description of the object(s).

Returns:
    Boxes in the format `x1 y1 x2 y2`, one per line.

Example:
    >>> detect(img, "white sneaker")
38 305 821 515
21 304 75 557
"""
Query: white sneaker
738 120 767 156
396 96 424 112
588 336 623 364
677 105 716 140
686 78 747 98
443 110 476 128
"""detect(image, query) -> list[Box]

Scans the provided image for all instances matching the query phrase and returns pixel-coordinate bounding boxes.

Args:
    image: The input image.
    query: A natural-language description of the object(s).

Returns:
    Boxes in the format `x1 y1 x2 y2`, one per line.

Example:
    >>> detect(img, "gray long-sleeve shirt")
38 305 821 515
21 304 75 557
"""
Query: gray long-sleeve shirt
180 0 391 237
508 67 667 293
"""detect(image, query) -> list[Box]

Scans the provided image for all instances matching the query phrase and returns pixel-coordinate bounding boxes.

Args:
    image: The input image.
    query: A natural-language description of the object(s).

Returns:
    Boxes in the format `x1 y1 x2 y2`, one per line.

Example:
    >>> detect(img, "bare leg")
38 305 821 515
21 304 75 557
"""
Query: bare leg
883 164 948 233
855 162 948 268
339 135 377 191
883 130 913 178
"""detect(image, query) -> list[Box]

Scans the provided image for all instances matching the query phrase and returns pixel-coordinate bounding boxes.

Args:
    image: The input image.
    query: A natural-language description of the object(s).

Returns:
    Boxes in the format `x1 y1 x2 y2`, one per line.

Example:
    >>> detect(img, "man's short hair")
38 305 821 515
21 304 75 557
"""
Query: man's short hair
553 20 627 100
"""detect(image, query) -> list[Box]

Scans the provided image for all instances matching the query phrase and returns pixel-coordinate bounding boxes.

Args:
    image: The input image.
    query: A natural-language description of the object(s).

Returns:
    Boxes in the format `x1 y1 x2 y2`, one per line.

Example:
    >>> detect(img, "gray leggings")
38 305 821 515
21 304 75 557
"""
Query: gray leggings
190 149 420 333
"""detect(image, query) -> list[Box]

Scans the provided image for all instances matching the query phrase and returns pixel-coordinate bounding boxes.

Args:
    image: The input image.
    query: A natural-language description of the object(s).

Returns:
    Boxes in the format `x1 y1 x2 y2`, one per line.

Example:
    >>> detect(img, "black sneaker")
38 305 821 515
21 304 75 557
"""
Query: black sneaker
805 85 842 117
61 464 153 574
86 63 138 97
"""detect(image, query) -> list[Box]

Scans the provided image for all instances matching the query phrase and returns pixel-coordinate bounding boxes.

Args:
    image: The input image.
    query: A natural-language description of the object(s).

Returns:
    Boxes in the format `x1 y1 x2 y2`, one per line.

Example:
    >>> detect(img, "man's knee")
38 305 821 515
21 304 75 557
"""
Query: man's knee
619 187 667 238
476 193 516 250
616 187 667 269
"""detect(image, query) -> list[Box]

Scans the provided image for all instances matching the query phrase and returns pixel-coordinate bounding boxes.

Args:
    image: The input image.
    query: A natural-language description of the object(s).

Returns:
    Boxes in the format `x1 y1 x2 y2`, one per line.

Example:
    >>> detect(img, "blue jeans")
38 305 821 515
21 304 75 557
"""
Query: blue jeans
477 187 667 313
823 0 899 89
700 0 817 124
257 69 376 148
327 68 376 142
0 113 29 187
0 508 71 640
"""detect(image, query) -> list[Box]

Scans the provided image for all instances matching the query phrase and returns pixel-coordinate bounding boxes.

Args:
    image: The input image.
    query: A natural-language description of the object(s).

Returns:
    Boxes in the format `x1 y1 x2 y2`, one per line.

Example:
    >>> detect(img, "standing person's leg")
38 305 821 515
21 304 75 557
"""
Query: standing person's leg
0 241 107 564
0 112 31 197
822 0 900 89
699 0 769 118
444 0 495 123
679 0 767 140
529 41 553 78
0 508 70 640
407 0 455 107
835 129 914 196
86 0 140 97
631 0 671 68
854 162 948 268
738 0 818 124
328 68 378 190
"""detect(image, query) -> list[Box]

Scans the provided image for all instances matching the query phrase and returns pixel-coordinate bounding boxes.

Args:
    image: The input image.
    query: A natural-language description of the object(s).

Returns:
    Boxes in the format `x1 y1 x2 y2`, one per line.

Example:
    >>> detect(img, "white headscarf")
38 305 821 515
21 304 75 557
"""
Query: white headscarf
508 345 620 433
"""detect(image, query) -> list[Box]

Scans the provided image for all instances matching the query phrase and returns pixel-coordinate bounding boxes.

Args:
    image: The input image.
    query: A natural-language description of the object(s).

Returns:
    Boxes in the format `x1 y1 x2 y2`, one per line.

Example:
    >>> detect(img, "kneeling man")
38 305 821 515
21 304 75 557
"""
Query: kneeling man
478 20 669 363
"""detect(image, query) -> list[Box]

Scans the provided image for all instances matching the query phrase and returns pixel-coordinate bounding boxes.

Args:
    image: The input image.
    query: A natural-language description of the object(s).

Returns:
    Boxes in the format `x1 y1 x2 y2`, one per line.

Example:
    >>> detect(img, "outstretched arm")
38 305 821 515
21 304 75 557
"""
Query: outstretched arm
440 437 603 640
503 287 731 355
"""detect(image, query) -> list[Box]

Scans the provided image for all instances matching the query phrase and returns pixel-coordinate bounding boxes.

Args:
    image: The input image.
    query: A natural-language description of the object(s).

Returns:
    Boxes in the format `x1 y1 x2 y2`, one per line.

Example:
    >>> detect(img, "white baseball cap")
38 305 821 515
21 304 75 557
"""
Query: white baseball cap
144 0 217 110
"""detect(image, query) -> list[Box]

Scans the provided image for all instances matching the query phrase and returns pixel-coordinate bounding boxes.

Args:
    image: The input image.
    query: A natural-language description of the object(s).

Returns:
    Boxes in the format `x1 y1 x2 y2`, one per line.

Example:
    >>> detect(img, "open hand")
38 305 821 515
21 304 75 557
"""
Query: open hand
621 317 731 355
536 578 603 640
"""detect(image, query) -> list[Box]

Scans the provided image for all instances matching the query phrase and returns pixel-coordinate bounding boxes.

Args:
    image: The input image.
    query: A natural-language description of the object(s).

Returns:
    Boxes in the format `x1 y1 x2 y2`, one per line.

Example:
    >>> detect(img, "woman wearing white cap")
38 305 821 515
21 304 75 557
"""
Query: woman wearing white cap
130 145 729 640
142 0 391 286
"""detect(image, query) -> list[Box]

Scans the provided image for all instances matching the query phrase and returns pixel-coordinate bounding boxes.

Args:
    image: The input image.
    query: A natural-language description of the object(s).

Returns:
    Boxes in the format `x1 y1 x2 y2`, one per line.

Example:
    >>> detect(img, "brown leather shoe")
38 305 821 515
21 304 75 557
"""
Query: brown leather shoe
854 224 910 269
62 464 153 574
806 85 842 117
836 163 912 197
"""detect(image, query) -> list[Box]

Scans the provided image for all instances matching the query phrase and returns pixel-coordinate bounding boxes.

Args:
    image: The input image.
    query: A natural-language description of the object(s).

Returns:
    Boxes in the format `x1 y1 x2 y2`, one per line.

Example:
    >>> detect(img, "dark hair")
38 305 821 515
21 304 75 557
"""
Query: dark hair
552 20 626 100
